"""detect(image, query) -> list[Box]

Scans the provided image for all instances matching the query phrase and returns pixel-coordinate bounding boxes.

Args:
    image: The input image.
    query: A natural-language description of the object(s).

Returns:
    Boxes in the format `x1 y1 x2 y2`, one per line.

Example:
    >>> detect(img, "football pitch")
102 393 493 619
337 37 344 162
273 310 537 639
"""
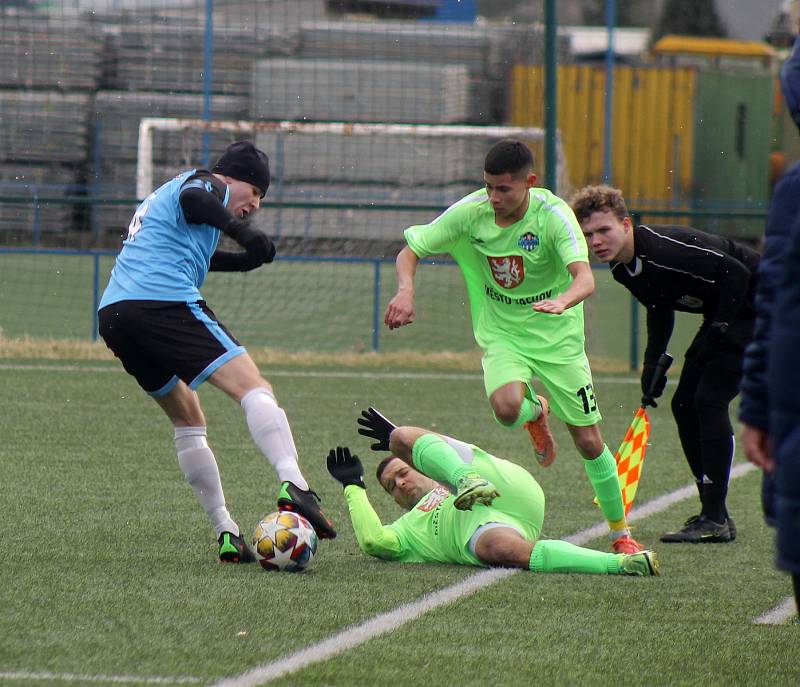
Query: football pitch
0 361 797 686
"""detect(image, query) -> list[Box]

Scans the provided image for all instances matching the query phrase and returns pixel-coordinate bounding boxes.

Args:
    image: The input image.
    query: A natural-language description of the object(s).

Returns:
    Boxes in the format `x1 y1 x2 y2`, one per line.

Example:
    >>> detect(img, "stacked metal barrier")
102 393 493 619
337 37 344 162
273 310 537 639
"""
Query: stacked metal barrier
0 4 552 250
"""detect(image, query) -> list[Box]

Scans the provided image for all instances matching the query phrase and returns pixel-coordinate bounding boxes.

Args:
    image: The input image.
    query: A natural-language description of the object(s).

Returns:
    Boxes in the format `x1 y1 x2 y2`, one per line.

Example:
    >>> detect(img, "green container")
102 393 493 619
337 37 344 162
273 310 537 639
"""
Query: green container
691 70 773 239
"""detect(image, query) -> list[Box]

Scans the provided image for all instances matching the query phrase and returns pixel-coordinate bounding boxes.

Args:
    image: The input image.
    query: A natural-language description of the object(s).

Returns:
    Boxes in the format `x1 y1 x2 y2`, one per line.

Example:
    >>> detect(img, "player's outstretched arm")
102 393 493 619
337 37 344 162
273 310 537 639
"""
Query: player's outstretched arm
357 407 397 451
532 261 595 314
384 246 419 329
327 446 366 488
326 447 402 559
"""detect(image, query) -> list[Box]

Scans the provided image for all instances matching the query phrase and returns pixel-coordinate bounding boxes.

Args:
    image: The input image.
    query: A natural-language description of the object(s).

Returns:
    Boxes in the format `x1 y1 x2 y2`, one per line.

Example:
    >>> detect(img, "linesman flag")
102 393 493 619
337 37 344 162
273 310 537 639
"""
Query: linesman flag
615 407 651 515
616 353 672 514
596 353 673 515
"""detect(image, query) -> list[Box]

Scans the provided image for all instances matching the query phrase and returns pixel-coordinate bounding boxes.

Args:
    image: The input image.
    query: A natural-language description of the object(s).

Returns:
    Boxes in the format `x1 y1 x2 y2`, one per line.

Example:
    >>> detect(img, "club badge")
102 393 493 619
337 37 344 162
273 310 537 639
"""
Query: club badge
487 255 524 289
517 232 539 252
416 486 450 512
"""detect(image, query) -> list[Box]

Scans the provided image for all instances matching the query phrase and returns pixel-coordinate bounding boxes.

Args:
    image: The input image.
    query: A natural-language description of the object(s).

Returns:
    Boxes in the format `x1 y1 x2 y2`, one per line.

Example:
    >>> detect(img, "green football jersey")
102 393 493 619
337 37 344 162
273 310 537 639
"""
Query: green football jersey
385 485 480 565
343 449 544 567
405 187 589 362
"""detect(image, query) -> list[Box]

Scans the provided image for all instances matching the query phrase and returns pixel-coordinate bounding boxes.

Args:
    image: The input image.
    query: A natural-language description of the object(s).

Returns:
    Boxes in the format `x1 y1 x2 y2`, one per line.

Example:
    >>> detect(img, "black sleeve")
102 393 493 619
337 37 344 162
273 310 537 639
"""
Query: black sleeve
645 225 753 325
209 250 253 272
178 172 238 232
711 253 752 325
644 306 675 364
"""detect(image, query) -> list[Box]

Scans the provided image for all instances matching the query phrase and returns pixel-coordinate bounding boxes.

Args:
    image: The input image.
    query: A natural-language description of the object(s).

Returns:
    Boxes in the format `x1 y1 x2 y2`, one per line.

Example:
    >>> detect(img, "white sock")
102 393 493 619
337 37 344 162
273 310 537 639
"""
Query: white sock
174 426 238 538
240 388 308 490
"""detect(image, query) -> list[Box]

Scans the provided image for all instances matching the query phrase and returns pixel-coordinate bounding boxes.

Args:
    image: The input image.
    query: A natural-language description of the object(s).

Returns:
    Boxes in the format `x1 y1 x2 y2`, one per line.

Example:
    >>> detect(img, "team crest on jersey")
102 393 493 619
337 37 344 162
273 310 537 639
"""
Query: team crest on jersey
517 232 539 251
487 256 524 289
416 486 450 512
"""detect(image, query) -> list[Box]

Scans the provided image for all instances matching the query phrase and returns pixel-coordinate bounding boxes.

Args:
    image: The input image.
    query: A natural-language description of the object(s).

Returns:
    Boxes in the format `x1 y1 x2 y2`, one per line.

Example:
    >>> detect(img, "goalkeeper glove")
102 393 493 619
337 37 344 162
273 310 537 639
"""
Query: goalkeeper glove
357 407 397 451
326 446 365 489
224 217 276 266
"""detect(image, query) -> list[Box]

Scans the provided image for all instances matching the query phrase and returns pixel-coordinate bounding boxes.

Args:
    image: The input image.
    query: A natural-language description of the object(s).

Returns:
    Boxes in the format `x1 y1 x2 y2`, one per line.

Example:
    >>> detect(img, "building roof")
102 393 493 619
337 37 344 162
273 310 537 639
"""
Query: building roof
652 35 776 58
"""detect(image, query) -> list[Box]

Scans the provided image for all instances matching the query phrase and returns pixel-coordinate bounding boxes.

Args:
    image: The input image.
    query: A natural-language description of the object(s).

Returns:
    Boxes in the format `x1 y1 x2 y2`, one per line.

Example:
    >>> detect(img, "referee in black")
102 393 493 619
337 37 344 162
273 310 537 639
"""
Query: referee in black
571 185 759 543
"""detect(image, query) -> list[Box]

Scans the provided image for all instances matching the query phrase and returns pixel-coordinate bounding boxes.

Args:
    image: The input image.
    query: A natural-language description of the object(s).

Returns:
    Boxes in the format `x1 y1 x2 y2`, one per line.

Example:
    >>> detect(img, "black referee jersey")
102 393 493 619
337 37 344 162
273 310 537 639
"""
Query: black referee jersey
609 224 760 359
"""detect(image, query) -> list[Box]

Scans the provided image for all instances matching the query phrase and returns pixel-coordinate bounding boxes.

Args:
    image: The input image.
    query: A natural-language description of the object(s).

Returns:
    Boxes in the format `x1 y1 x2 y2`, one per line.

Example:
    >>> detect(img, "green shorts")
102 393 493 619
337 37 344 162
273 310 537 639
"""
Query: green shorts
481 345 602 426
464 448 545 541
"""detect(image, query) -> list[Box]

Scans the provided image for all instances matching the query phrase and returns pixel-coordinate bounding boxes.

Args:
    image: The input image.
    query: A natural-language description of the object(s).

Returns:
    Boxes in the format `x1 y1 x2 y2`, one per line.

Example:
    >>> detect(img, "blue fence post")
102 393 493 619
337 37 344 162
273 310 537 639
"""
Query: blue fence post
91 113 103 245
92 252 100 341
372 259 381 351
201 0 214 166
32 187 41 246
603 0 616 185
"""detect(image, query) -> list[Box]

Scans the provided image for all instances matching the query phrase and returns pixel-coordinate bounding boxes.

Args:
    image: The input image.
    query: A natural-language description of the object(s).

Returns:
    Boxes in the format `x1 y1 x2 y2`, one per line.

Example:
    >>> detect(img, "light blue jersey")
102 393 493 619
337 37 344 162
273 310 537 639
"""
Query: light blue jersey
99 171 230 309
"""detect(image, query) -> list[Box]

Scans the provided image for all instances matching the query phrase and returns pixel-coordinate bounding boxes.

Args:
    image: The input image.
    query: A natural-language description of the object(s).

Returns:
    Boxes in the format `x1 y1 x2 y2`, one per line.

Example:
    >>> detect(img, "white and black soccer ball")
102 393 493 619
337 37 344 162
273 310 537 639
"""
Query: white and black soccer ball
252 510 318 572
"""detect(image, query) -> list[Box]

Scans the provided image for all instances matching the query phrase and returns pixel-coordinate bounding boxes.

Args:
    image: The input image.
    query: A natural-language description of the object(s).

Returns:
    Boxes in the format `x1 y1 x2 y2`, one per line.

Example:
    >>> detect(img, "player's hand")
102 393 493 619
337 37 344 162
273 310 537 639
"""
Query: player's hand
740 424 775 472
227 218 276 265
357 407 397 451
641 362 668 408
532 299 566 315
327 446 366 489
241 230 276 266
384 291 415 329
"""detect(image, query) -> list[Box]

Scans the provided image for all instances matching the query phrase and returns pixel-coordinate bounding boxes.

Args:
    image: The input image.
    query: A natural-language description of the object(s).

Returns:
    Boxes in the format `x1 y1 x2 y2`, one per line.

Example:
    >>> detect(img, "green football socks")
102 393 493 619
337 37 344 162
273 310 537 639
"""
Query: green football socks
529 539 622 574
412 433 476 485
583 445 626 525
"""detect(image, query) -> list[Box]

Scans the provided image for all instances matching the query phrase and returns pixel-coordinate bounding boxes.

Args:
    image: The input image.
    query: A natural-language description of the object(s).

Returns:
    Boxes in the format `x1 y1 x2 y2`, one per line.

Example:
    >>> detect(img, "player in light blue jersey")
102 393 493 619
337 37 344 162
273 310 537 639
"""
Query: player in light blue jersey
98 141 336 563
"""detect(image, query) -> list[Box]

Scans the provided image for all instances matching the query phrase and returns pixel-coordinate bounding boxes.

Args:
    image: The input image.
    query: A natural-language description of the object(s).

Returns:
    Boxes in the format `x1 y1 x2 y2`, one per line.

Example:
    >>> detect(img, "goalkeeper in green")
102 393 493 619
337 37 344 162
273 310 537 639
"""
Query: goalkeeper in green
384 139 642 554
325 408 659 575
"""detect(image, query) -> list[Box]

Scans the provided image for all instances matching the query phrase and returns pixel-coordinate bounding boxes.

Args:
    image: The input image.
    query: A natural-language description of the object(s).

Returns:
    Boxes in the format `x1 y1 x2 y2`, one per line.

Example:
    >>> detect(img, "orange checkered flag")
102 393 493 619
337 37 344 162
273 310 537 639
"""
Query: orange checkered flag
595 353 672 514
617 352 673 514
615 406 651 515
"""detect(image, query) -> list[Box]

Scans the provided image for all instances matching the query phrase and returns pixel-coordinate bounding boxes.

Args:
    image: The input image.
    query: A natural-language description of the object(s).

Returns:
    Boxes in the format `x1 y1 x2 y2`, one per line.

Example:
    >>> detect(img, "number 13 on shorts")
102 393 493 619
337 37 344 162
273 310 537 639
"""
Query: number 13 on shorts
577 383 597 415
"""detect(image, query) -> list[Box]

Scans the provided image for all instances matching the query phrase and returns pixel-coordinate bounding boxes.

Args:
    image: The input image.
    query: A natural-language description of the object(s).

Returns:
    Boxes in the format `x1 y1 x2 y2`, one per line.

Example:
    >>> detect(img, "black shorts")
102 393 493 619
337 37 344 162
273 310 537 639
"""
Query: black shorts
98 300 245 396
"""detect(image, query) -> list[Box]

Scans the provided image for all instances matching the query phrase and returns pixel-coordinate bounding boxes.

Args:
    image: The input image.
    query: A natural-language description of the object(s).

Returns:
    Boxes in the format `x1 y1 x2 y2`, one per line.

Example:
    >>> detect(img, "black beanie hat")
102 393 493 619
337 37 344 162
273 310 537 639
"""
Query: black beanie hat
212 141 270 197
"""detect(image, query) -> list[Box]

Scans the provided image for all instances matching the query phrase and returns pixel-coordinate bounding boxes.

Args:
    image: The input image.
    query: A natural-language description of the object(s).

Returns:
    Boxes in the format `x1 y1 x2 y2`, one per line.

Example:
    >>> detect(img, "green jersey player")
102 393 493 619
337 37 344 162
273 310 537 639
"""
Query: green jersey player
324 407 659 576
384 139 643 554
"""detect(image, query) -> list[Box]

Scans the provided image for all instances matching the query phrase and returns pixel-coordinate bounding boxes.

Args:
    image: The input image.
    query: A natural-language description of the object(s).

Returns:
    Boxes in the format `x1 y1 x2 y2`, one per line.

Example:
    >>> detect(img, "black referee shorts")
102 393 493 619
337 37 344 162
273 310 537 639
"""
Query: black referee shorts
98 300 245 396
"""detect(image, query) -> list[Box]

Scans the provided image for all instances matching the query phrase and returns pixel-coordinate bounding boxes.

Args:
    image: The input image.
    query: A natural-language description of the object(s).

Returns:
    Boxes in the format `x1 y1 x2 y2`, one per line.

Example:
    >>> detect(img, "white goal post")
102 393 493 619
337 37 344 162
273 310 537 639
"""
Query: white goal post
136 117 568 200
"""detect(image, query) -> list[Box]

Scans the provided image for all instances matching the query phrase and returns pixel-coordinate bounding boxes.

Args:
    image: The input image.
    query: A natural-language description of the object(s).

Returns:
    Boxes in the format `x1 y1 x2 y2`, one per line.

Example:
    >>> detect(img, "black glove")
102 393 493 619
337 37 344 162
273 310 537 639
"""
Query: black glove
209 250 257 272
641 352 673 408
641 365 666 408
327 446 365 489
357 407 397 451
225 218 276 266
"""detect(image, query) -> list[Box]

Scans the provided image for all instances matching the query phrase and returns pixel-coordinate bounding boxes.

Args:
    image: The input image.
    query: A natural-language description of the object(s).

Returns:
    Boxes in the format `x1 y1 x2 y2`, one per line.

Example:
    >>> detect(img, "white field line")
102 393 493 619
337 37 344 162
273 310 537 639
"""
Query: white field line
0 364 772 685
0 463 764 687
753 596 797 625
0 362 643 385
0 671 203 684
212 463 758 687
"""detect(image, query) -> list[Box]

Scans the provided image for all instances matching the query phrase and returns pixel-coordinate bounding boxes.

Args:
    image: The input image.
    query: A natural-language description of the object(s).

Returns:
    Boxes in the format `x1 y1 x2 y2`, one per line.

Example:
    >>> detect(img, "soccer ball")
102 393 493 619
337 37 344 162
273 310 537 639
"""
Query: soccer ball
252 510 318 572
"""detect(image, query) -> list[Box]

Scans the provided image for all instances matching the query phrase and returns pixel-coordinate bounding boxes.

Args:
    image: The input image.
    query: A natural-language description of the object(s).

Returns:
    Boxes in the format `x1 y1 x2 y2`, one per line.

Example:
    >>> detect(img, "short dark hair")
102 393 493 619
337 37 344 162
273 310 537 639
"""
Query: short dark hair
569 185 629 224
484 139 534 176
375 456 396 486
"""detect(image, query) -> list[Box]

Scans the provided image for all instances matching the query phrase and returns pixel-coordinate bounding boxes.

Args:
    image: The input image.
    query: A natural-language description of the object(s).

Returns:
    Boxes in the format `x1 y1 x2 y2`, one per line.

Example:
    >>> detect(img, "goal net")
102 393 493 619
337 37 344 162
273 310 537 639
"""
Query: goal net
129 117 582 358
136 117 570 254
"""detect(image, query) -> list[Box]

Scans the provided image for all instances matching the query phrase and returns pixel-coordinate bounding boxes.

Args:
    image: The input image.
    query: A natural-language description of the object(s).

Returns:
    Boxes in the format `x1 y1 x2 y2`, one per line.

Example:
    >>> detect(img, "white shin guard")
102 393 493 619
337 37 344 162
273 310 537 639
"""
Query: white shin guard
174 426 237 538
240 388 308 490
